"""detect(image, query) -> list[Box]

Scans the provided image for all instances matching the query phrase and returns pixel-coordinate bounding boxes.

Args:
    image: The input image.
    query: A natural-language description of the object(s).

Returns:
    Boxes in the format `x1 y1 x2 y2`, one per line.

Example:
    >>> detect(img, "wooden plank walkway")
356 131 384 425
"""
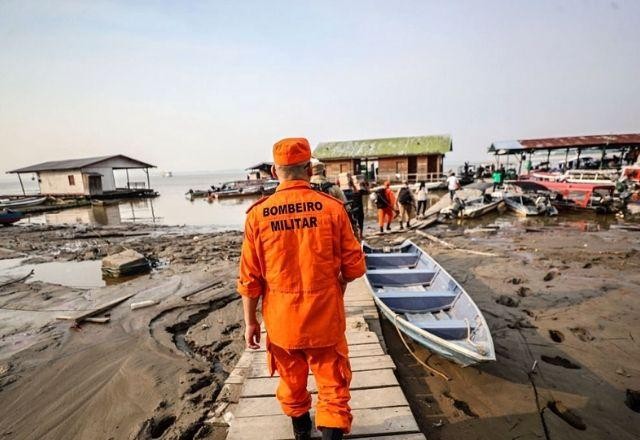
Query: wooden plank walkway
213 277 425 440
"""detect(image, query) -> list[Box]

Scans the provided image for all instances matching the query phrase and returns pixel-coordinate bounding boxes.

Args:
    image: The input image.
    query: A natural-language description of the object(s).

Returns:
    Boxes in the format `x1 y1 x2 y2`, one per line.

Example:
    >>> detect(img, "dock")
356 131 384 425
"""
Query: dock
212 277 425 439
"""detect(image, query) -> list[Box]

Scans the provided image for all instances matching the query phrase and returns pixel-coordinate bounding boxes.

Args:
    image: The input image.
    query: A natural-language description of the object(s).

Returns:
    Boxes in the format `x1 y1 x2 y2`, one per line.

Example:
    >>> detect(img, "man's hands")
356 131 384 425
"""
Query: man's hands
242 295 261 349
245 321 261 349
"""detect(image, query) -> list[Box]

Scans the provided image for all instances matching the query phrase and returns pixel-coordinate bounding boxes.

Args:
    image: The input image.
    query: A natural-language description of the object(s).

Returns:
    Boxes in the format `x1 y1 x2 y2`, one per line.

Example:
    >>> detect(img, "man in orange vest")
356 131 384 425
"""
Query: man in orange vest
237 138 366 440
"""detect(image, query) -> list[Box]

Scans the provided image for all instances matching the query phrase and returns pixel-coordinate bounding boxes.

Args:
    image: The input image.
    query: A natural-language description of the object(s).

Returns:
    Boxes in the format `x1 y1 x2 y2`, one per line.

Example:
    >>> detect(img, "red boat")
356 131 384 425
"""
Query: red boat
513 178 615 213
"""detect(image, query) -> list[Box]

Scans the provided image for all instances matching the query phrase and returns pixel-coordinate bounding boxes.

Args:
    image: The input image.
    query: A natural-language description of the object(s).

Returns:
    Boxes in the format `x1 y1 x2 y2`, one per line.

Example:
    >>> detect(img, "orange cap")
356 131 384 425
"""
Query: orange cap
273 138 311 166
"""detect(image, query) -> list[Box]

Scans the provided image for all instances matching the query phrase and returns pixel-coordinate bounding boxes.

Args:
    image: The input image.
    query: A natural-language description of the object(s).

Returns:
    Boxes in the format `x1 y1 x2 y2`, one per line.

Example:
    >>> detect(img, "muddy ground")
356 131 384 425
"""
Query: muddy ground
0 224 246 440
1 215 639 440
367 217 640 440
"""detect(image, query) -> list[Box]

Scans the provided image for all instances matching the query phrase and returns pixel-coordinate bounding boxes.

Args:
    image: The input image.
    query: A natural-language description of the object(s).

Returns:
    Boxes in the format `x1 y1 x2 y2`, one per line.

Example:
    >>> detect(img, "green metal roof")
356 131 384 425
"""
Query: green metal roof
314 135 452 160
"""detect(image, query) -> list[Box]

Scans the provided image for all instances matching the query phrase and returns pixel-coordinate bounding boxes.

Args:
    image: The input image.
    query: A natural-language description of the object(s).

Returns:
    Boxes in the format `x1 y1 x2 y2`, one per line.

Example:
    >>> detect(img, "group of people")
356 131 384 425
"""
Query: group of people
372 180 431 232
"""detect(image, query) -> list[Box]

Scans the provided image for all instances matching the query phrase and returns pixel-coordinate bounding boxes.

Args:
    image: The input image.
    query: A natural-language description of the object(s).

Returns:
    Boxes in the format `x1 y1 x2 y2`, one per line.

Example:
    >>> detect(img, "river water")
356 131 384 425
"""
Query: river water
1 171 254 230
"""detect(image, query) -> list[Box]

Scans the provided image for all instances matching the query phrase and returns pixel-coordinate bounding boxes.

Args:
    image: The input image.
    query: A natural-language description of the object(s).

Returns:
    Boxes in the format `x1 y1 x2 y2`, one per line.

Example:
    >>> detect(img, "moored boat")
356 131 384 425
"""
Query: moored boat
513 180 614 213
503 193 558 216
362 240 495 366
0 196 47 209
441 194 503 218
0 209 24 226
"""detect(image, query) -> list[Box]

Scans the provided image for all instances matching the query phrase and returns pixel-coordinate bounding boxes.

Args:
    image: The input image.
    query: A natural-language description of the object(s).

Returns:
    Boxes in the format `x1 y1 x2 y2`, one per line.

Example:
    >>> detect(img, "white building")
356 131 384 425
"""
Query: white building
9 155 155 196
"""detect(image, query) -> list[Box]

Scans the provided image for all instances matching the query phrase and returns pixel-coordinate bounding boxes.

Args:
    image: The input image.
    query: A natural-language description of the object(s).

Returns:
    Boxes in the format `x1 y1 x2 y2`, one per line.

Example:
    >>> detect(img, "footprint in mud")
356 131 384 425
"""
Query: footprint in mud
139 414 176 439
187 375 213 394
625 389 640 413
548 330 565 343
442 391 478 418
516 286 531 297
547 400 586 430
496 295 520 307
569 326 595 342
541 355 580 369
543 268 560 281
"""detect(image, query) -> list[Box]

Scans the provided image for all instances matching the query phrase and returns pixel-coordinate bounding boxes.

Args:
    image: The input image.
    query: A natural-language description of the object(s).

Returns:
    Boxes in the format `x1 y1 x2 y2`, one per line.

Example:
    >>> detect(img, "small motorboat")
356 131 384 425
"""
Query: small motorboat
441 194 503 218
362 240 495 366
261 180 279 195
503 194 558 216
185 189 211 200
210 181 263 199
0 196 47 209
0 209 24 226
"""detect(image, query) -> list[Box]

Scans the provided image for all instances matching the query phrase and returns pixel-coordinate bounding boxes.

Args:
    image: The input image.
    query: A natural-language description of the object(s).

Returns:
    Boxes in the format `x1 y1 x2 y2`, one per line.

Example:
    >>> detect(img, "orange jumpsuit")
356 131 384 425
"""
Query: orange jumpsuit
377 187 396 227
237 179 366 432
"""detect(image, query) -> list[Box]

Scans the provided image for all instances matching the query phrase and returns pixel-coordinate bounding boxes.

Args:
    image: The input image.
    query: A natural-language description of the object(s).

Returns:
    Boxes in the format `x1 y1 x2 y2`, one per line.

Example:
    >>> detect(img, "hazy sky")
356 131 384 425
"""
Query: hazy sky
1 0 639 173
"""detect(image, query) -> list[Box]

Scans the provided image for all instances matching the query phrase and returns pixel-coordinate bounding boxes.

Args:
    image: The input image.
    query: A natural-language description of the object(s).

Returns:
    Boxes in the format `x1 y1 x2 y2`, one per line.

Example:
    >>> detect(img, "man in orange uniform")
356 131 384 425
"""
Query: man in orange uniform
237 138 366 440
376 180 396 233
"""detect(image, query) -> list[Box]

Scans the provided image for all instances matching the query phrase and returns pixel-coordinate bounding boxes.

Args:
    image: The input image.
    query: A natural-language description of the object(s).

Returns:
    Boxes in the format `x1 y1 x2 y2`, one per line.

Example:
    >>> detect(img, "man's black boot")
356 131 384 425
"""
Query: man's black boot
399 221 404 229
379 226 384 233
292 412 312 440
321 427 344 440
386 223 391 231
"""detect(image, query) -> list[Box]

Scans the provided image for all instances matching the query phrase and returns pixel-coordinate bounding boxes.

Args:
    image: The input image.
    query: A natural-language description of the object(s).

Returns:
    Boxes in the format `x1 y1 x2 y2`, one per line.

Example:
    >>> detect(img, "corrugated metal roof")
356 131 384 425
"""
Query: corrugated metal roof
489 133 640 154
245 162 273 170
8 155 156 173
314 135 452 160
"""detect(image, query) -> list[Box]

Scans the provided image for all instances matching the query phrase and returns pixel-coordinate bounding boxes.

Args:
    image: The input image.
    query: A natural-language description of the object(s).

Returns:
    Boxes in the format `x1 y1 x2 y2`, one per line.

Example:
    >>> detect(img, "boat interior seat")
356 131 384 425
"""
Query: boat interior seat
406 314 474 340
376 291 456 313
367 269 436 287
365 253 421 269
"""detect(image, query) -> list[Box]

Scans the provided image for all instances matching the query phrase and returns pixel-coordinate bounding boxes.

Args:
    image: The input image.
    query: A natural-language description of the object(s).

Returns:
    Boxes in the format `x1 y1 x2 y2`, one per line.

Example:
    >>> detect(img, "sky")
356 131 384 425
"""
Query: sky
0 0 639 174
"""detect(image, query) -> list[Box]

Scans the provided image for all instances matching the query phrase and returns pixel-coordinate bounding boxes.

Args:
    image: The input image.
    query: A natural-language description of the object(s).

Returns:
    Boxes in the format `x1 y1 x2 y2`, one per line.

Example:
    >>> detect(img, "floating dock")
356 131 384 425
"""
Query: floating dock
214 277 425 439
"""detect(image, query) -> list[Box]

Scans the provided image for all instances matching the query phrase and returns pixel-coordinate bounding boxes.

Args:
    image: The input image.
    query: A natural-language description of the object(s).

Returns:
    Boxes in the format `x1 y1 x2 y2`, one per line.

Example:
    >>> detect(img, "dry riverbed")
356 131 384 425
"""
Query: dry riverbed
1 216 639 440
0 224 246 440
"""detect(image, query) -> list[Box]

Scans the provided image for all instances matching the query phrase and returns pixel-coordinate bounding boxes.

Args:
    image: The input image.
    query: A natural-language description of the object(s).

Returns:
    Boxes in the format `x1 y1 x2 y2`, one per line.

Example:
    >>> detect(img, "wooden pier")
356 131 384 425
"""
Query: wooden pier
211 277 425 439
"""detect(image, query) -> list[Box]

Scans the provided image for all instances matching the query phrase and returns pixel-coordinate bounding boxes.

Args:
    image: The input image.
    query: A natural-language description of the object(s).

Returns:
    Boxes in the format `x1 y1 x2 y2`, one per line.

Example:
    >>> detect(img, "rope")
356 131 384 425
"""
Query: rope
393 314 451 381
464 317 489 356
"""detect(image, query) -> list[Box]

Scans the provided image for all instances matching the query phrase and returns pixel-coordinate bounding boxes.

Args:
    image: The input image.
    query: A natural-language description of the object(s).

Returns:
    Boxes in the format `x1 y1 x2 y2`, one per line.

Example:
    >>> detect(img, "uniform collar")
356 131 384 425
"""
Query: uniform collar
276 179 312 192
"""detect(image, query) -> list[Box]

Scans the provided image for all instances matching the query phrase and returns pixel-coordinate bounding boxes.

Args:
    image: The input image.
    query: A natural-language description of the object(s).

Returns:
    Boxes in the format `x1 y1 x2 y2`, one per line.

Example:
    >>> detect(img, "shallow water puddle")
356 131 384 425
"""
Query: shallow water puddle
0 258 106 288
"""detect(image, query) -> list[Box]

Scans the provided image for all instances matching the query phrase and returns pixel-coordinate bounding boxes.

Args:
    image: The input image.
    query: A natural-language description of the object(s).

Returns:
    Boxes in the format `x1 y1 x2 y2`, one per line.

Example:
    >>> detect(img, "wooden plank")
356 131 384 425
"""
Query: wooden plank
250 355 395 378
251 345 384 364
234 387 408 417
56 293 136 324
252 331 379 352
241 368 399 397
343 300 376 307
227 407 419 439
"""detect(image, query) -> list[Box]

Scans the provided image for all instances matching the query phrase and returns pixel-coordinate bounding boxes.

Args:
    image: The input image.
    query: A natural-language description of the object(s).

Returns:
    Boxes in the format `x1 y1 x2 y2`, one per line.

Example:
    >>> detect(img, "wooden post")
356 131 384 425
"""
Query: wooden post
518 153 523 175
149 198 156 224
17 173 26 195
546 149 551 167
600 146 606 169
576 148 581 169
564 148 569 171
126 169 130 189
145 168 151 190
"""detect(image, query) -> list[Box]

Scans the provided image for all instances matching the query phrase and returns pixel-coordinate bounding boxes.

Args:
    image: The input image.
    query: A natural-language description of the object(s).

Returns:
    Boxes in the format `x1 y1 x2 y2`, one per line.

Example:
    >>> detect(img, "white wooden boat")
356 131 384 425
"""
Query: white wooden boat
363 240 495 366
441 195 503 218
0 196 47 209
503 194 558 216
